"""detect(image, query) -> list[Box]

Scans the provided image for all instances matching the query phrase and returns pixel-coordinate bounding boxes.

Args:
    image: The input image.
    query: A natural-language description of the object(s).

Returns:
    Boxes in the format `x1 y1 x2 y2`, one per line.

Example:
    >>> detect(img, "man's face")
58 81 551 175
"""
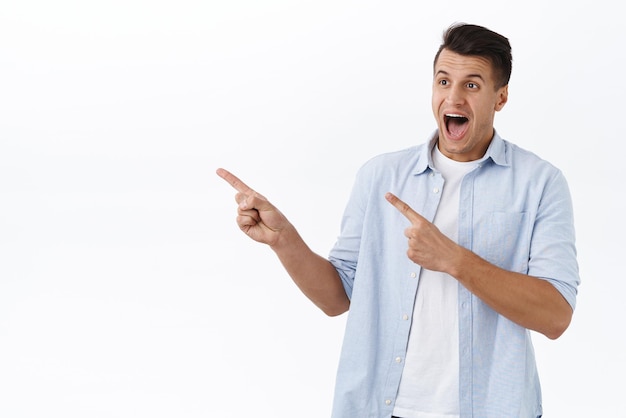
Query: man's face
431 49 508 162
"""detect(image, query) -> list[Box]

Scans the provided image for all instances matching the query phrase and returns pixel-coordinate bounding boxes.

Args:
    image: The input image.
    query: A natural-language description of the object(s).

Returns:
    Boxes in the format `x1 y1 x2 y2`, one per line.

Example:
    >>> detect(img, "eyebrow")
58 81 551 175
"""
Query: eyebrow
435 69 485 81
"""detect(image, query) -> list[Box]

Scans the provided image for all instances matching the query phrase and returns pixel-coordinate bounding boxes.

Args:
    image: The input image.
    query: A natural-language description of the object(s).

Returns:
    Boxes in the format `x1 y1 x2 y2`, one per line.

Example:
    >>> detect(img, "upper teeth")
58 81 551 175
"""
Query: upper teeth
446 114 464 118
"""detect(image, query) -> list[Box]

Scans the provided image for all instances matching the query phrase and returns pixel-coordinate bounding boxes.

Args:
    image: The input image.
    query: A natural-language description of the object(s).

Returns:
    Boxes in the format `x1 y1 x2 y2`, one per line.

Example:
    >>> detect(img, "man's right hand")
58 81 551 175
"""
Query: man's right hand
217 168 349 316
216 168 291 247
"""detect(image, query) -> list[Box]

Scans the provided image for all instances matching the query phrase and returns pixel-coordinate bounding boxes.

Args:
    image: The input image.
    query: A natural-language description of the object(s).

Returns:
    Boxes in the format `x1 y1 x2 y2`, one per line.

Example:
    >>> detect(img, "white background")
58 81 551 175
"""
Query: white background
1 1 623 417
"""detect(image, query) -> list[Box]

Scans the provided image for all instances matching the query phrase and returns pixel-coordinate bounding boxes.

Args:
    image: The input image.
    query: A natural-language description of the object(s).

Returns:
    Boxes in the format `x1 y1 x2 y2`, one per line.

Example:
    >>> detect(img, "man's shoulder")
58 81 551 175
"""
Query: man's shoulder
502 139 561 173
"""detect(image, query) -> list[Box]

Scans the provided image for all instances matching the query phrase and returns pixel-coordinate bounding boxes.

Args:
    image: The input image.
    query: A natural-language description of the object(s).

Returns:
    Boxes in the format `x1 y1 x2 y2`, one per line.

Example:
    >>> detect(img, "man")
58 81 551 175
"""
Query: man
217 23 579 418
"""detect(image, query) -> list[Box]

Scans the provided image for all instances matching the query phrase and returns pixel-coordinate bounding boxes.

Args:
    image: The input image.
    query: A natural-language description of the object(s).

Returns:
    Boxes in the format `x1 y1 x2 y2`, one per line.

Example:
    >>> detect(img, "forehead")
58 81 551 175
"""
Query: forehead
434 49 495 81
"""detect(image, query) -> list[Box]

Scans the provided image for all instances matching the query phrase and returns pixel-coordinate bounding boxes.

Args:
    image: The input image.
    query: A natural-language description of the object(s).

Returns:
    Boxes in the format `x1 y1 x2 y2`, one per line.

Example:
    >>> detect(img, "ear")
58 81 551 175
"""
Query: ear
495 85 508 111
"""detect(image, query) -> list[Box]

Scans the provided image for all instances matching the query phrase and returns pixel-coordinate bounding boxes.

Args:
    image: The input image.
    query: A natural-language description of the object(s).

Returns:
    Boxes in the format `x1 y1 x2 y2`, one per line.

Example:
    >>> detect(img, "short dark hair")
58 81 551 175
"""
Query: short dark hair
434 23 512 89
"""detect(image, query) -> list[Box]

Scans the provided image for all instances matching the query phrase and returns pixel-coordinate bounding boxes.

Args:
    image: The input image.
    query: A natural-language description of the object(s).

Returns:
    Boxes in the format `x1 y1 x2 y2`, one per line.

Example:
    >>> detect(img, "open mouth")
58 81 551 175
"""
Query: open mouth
445 114 469 139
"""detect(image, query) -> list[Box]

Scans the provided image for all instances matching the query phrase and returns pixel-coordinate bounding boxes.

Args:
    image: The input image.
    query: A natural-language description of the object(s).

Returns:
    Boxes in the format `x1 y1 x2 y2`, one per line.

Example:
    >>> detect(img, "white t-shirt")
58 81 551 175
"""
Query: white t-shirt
393 145 483 418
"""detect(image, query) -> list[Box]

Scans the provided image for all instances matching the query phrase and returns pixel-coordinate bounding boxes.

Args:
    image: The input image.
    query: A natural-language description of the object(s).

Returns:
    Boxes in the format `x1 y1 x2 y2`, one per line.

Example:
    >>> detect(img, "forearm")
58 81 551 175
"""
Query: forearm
271 226 350 317
450 247 573 339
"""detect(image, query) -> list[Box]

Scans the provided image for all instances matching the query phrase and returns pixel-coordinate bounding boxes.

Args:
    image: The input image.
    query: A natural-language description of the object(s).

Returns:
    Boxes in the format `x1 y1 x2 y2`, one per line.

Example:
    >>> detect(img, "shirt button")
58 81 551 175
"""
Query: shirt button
410 272 417 278
385 399 392 406
429 172 434 177
433 187 440 194
402 314 409 321
395 357 403 363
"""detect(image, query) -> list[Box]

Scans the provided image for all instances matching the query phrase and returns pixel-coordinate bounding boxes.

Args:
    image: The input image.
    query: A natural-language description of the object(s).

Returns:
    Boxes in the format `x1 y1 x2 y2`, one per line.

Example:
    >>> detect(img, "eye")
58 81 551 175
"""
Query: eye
467 82 479 89
439 79 448 86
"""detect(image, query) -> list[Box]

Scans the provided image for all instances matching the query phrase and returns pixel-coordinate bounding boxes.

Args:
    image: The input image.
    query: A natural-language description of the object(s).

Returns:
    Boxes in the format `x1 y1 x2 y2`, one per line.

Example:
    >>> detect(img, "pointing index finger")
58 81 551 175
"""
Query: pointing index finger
385 192 423 223
216 168 254 194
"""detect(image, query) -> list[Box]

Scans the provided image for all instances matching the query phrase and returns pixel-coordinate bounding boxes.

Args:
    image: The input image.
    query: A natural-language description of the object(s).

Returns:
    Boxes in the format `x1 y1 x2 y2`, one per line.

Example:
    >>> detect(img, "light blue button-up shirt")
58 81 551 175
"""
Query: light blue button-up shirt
328 131 579 418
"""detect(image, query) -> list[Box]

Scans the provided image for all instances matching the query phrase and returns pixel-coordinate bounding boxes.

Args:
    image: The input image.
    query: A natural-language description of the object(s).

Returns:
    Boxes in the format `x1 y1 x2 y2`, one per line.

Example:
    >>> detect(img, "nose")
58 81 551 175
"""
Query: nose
445 84 465 105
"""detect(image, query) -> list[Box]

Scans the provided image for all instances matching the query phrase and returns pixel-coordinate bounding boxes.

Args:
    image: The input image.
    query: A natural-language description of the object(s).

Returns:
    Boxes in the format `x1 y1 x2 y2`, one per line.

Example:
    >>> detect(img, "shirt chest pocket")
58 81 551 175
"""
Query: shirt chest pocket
471 211 530 273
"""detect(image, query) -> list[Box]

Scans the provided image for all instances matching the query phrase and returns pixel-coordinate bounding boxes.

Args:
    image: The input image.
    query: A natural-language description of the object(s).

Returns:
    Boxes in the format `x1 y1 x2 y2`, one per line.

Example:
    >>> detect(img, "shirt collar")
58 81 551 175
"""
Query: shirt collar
485 130 509 167
414 129 509 175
